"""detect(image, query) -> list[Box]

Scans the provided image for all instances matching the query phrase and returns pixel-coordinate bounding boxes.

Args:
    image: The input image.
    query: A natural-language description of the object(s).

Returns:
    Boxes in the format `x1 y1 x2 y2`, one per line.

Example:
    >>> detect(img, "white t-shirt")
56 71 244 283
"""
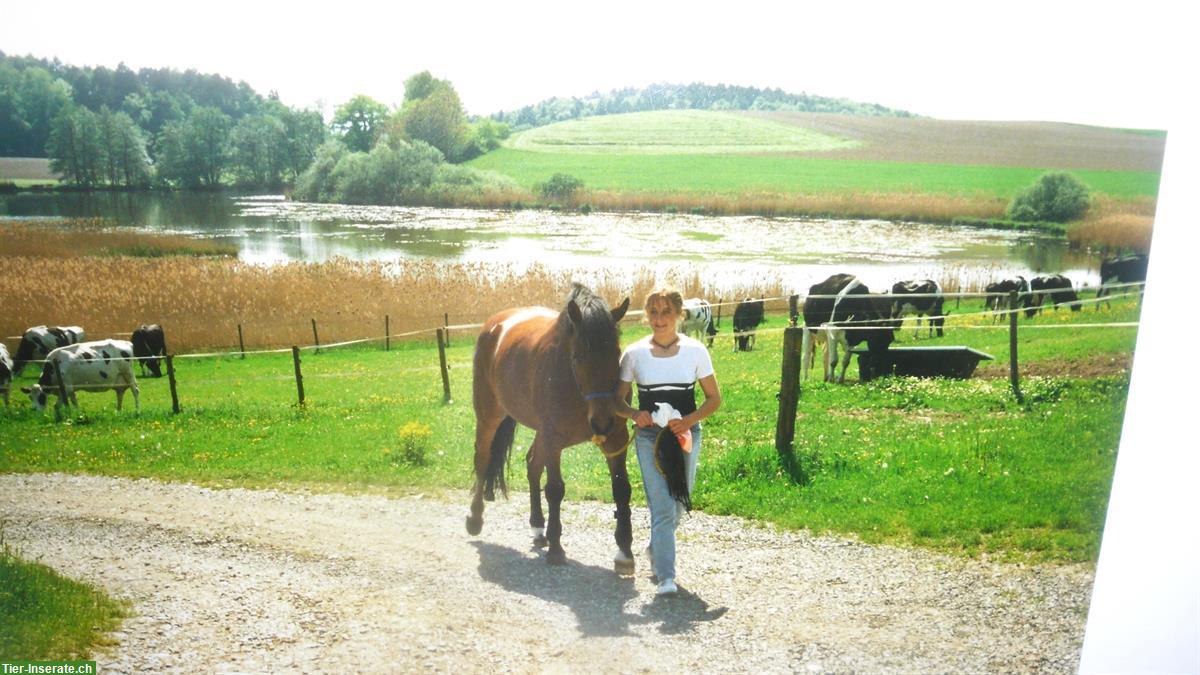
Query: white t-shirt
619 334 714 388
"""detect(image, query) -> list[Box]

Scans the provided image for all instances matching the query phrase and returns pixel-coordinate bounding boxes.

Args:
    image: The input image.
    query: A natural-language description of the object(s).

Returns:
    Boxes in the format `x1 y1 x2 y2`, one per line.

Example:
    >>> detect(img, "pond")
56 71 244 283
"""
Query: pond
0 191 1101 292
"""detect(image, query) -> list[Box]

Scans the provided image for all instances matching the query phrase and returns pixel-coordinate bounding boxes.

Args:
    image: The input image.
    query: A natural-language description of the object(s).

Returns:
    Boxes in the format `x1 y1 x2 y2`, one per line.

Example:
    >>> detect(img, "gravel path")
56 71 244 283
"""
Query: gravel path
1 473 1095 673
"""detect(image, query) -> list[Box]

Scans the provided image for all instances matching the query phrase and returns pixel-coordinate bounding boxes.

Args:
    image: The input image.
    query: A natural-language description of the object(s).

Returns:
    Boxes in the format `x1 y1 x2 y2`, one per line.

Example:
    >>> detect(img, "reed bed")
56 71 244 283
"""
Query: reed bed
0 219 238 258
0 256 791 353
1067 196 1156 253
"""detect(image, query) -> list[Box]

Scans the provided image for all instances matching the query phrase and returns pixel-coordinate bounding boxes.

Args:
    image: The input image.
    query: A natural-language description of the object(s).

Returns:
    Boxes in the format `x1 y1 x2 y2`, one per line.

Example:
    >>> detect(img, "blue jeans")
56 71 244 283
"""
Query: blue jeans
634 423 701 583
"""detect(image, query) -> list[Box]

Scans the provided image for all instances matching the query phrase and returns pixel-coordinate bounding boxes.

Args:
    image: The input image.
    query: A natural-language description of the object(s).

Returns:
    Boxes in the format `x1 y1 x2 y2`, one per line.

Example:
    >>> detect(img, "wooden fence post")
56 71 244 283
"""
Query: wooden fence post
311 319 321 353
238 324 246 359
385 315 390 351
437 328 452 404
166 354 180 414
716 299 723 328
775 326 803 456
1009 291 1023 403
444 313 450 348
292 346 305 406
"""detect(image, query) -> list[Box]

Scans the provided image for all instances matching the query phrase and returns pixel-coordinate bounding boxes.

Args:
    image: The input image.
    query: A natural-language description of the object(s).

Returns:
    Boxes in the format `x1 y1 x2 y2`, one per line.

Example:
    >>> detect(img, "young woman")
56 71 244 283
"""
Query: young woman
616 288 722 596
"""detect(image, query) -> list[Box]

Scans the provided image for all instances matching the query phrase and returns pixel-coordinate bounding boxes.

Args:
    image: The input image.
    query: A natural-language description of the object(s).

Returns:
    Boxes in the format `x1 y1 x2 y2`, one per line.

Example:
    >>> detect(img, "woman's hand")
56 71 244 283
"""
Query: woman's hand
667 417 693 434
633 410 653 428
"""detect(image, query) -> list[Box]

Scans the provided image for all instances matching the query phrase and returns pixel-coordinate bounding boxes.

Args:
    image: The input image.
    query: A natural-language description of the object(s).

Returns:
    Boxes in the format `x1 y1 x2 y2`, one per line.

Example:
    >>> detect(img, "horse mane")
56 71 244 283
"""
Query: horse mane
564 283 619 346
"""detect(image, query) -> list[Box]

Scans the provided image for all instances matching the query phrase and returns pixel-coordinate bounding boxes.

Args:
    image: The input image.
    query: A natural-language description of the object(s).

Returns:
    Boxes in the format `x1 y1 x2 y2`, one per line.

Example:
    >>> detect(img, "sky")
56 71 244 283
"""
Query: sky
0 1 1192 129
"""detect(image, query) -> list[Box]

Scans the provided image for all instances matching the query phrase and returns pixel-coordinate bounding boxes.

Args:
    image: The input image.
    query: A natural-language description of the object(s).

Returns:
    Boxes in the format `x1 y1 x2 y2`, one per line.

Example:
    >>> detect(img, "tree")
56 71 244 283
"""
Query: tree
1007 172 1092 223
46 104 104 186
230 112 288 186
331 95 389 153
156 106 231 187
397 88 468 161
97 107 151 187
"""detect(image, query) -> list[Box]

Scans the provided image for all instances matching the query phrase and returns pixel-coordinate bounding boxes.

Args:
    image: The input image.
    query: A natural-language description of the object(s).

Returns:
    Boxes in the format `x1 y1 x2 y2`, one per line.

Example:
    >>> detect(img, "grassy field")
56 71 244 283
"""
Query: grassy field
508 110 861 154
1 533 127 660
0 294 1140 564
469 149 1161 200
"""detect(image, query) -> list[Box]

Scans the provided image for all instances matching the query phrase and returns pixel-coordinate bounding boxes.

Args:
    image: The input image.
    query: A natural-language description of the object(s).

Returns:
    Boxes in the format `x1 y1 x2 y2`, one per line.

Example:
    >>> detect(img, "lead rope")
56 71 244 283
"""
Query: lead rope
597 424 635 460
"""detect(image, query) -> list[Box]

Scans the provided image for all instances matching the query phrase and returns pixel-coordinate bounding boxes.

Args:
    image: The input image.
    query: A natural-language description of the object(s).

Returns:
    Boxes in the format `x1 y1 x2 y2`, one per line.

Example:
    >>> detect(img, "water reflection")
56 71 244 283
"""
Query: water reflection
0 192 1102 290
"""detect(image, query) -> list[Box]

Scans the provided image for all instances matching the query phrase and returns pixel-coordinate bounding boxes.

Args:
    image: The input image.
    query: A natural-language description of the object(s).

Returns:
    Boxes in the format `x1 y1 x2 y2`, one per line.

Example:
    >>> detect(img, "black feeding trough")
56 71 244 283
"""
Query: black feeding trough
852 346 995 381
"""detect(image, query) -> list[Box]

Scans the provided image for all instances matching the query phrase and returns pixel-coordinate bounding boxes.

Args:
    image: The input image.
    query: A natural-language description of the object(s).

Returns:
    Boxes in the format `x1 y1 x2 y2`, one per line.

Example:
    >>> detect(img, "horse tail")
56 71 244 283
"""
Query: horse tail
483 416 516 500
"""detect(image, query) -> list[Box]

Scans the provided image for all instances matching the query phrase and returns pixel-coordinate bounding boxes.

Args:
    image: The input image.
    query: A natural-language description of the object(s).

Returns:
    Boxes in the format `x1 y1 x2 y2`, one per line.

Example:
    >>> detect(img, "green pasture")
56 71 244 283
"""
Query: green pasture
0 295 1141 563
0 535 127 660
507 110 859 155
468 148 1160 200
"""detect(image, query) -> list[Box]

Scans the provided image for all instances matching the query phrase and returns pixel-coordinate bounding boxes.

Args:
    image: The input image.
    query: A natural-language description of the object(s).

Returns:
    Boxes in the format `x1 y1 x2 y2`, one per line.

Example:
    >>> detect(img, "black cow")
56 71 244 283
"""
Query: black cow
984 276 1033 321
131 324 167 378
12 325 85 377
802 273 897 383
0 343 11 406
732 298 765 352
1029 274 1081 313
1096 254 1149 306
890 279 945 338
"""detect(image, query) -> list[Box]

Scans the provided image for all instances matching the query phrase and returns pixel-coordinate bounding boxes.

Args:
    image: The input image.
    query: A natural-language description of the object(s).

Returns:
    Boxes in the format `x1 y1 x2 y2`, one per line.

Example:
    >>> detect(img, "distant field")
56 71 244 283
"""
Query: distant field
507 110 859 155
745 112 1167 172
468 149 1161 199
0 157 56 182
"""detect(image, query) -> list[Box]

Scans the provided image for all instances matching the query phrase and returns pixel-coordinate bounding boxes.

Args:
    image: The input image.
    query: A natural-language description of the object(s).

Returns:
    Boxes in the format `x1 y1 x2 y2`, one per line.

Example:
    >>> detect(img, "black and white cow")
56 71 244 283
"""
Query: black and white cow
12 325 85 377
680 298 718 347
890 279 945 338
22 339 139 413
1029 274 1081 313
131 324 167 377
1096 254 1149 306
732 298 765 352
984 276 1033 321
802 273 897 383
0 343 12 407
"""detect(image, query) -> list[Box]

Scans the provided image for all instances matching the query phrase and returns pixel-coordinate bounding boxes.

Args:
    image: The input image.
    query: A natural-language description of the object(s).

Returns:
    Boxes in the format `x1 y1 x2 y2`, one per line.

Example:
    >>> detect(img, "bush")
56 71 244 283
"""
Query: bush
539 173 584 200
1007 172 1091 223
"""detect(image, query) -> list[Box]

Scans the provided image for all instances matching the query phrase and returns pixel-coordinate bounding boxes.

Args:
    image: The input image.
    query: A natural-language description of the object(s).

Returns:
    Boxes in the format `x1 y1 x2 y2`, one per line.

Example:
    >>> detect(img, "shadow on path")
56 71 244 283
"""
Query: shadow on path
472 541 727 637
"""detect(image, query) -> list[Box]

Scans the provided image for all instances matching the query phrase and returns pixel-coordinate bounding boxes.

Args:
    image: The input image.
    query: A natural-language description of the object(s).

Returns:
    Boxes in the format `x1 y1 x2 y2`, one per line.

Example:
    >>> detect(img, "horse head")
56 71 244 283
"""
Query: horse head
564 285 630 444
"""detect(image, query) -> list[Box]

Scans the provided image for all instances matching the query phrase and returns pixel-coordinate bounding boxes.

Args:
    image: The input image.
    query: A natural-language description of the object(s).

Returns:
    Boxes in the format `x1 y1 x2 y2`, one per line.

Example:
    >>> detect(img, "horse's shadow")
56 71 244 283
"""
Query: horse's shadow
472 541 727 637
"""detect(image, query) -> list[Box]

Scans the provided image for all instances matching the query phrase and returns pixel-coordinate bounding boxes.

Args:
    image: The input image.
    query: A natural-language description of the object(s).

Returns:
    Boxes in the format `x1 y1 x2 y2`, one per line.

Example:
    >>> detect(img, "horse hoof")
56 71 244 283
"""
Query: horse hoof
614 557 635 576
465 515 483 536
532 534 548 548
546 549 567 565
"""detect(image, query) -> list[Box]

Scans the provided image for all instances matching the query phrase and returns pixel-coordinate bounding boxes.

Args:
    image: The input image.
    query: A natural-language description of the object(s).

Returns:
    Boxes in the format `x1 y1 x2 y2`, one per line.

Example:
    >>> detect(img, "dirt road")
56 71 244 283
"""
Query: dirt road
1 473 1094 673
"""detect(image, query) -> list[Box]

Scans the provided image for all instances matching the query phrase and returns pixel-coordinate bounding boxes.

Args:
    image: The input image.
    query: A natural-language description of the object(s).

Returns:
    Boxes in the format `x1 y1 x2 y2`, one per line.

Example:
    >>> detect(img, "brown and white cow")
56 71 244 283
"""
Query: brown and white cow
12 325 85 376
890 279 945 338
22 339 139 413
802 274 898 383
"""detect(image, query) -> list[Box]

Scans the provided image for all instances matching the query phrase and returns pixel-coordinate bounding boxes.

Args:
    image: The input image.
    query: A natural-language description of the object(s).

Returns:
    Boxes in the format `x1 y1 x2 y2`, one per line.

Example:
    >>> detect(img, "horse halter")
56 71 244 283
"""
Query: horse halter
582 391 614 401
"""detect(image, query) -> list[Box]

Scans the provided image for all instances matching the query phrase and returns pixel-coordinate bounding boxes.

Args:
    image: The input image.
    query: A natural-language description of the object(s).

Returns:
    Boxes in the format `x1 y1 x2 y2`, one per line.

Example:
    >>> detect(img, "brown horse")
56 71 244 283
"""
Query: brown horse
466 284 634 570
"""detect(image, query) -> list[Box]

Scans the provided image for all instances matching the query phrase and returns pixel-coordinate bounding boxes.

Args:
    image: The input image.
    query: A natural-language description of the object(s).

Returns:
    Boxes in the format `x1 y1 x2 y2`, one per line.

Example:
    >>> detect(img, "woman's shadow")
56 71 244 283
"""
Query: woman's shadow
472 541 727 636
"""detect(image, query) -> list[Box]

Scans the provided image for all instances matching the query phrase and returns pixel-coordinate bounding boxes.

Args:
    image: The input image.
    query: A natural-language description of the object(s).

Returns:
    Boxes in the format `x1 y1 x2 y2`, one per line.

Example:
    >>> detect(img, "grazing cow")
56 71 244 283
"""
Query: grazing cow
802 273 898 383
732 298 765 352
890 279 945 338
1096 254 1149 306
0 343 12 406
21 339 139 413
12 326 86 377
1029 274 1081 313
131 324 167 377
680 298 718 347
984 276 1032 321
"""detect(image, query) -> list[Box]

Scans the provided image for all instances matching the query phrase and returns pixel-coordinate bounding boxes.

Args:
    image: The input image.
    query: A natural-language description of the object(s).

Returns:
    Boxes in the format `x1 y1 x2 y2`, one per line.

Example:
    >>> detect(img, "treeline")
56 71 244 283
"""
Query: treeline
1 51 325 188
490 81 915 131
294 72 515 204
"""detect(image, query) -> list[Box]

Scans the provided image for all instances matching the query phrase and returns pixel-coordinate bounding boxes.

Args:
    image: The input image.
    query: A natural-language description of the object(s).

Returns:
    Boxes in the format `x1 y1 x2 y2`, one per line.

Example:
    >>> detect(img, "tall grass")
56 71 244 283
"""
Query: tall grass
1067 196 1157 253
0 220 237 258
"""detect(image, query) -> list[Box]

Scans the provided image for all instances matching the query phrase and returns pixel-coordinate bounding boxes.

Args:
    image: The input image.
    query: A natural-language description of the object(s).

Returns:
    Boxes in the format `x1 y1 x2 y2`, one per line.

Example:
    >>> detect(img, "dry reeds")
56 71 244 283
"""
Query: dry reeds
1068 196 1155 253
0 220 237 258
0 255 789 353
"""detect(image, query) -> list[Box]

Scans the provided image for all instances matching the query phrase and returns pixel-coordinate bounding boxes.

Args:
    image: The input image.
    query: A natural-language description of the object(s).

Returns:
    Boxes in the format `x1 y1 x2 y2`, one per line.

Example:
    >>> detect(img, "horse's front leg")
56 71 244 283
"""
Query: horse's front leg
606 437 635 576
527 443 547 547
542 440 567 565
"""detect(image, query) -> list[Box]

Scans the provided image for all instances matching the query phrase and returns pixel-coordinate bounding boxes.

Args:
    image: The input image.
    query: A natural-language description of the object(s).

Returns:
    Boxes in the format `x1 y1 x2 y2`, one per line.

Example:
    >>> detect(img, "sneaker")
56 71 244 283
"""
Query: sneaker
656 578 678 596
